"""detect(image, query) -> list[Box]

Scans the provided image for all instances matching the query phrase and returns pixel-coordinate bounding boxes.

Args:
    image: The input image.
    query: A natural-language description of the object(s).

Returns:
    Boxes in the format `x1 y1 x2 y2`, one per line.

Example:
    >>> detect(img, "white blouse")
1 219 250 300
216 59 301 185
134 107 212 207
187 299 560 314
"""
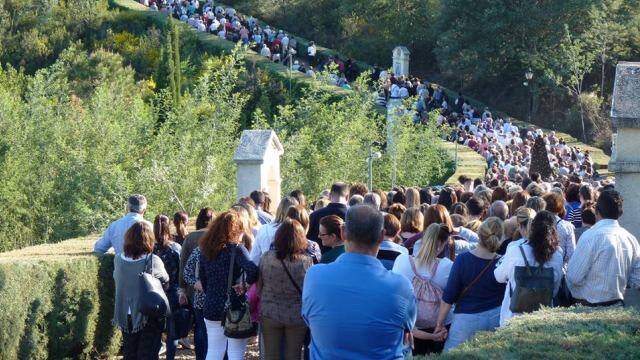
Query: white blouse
494 244 564 326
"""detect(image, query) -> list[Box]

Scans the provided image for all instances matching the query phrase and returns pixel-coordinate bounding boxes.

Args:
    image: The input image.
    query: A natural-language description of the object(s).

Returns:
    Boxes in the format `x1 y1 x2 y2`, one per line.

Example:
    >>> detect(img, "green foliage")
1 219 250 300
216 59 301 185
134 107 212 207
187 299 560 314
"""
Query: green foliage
0 238 119 360
0 44 250 251
428 307 640 359
0 0 110 73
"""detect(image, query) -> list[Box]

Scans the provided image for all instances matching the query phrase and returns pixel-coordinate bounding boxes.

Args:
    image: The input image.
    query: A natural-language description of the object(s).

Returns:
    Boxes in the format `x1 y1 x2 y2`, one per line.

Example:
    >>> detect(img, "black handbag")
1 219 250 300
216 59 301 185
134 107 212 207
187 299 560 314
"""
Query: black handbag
138 254 171 318
509 246 555 313
222 246 257 339
173 306 193 339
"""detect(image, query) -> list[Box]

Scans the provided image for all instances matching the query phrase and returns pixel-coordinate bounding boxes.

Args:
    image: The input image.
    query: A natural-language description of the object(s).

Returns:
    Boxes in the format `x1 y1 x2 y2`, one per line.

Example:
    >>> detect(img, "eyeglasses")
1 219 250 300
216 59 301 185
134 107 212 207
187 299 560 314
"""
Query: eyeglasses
318 233 330 237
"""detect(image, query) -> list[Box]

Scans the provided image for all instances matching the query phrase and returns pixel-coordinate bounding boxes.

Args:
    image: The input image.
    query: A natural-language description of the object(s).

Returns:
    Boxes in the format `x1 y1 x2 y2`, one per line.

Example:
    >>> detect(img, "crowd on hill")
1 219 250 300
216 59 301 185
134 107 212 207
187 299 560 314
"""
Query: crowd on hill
94 171 640 359
140 0 359 89
377 71 599 184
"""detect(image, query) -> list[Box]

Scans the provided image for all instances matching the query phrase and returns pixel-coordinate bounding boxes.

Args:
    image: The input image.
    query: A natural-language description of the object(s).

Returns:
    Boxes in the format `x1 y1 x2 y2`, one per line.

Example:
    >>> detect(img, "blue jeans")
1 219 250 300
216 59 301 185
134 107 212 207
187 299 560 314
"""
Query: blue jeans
194 308 207 360
444 307 500 351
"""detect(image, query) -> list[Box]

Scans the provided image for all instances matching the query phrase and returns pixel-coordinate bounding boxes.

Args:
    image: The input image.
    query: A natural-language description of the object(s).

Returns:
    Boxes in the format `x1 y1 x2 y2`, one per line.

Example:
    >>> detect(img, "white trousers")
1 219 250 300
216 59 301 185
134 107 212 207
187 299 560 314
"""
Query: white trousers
204 319 249 360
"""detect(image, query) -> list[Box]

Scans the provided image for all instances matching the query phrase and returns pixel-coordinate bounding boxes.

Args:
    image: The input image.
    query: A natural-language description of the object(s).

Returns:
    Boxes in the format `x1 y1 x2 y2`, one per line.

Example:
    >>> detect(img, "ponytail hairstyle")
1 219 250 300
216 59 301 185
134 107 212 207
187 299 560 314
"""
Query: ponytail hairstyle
528 210 559 264
154 214 172 248
173 211 189 240
415 223 450 267
477 217 504 253
515 207 536 239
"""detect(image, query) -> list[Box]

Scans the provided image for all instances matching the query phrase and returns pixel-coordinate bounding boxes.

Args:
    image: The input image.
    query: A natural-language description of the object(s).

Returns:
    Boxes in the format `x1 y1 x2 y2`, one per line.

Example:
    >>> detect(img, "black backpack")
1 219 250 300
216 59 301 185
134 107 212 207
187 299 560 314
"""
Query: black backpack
509 246 554 313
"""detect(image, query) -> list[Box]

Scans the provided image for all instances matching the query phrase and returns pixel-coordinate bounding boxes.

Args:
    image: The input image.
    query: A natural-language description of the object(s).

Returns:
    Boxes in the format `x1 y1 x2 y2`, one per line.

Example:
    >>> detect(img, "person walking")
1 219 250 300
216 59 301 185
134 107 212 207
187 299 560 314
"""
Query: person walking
199 210 259 360
95 194 152 255
567 190 640 307
318 215 345 264
153 215 182 360
435 217 506 351
494 211 564 326
258 219 314 359
302 205 416 359
393 223 452 355
179 208 214 359
113 221 169 360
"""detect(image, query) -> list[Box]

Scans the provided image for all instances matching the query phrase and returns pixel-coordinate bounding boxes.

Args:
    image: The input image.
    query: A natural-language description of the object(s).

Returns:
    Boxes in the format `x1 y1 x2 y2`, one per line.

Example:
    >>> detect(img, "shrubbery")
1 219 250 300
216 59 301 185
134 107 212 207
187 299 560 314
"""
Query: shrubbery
429 306 640 359
0 238 118 360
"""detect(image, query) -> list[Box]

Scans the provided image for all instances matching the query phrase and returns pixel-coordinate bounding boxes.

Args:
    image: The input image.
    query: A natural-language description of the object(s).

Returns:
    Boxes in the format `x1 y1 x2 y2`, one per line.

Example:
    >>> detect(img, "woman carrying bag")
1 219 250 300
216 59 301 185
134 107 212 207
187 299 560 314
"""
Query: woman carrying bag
258 218 314 359
199 210 258 360
435 217 506 351
494 210 564 326
113 221 169 360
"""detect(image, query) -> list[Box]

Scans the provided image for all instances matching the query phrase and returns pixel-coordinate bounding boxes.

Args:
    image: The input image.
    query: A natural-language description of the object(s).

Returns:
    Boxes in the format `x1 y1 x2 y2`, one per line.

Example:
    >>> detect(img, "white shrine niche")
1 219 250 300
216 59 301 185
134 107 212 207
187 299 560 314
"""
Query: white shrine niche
234 130 284 212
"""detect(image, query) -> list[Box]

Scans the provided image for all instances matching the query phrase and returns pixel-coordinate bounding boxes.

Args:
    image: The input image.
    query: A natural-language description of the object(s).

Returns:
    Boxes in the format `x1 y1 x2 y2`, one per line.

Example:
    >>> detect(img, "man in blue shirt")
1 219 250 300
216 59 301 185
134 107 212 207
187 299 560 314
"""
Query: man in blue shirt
94 194 152 255
302 205 416 359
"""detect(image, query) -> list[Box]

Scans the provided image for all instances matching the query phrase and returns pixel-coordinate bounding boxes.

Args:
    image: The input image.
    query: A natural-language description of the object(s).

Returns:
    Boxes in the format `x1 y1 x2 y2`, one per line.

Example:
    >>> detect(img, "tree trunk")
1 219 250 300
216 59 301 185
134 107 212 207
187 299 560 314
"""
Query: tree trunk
600 51 606 99
579 97 587 143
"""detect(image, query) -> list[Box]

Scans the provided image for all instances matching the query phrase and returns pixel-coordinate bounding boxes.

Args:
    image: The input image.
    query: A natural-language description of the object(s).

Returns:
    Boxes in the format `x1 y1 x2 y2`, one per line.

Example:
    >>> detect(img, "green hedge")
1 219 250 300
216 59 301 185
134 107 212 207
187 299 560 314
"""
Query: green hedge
0 238 119 360
425 306 640 359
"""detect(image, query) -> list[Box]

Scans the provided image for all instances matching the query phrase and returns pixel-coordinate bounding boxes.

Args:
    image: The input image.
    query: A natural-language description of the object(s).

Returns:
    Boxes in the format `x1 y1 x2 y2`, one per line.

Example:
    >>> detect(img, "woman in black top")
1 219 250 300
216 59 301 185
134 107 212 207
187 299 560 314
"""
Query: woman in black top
153 215 182 360
198 210 258 360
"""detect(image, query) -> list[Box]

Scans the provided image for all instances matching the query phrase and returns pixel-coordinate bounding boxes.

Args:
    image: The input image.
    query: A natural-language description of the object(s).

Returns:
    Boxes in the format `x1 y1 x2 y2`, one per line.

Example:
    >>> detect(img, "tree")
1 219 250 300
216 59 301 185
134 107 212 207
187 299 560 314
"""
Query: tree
544 25 597 143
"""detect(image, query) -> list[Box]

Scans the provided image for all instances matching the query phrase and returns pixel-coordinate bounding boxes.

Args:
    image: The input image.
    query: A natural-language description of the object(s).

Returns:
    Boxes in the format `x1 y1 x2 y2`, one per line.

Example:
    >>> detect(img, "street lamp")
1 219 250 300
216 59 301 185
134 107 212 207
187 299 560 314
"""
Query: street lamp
524 68 534 122
367 145 382 191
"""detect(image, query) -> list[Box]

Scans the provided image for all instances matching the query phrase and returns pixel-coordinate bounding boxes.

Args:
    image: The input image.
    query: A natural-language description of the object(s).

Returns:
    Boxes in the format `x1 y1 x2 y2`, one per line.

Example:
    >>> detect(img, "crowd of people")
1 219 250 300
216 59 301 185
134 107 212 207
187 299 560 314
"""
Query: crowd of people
378 71 599 184
95 171 640 359
139 0 359 89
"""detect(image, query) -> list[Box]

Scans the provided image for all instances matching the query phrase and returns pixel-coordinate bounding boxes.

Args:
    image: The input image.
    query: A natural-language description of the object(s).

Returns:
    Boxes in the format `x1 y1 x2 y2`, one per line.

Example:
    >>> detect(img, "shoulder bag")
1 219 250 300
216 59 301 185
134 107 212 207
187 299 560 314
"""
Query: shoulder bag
509 246 554 313
222 246 257 339
138 254 171 318
456 255 497 303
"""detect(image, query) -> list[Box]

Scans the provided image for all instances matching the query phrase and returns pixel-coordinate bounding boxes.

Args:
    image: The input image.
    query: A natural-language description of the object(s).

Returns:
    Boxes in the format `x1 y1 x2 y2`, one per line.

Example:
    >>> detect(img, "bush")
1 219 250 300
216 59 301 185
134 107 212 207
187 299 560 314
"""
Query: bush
424 307 640 359
0 237 119 360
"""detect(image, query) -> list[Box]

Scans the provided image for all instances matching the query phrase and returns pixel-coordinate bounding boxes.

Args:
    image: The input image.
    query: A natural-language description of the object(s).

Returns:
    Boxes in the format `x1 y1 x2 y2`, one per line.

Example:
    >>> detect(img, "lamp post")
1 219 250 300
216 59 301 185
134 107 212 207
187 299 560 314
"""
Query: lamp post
367 145 382 191
524 68 534 122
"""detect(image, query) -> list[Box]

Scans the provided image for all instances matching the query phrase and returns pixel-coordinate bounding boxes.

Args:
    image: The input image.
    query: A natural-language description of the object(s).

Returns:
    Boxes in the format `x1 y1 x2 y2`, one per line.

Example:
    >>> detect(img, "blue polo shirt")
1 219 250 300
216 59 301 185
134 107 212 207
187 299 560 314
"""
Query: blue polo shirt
302 252 416 359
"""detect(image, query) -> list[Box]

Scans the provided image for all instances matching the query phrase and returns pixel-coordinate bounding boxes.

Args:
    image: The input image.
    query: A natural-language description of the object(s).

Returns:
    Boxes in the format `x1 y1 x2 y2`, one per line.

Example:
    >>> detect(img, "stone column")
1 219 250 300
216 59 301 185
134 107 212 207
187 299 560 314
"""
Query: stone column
392 46 410 77
609 62 640 238
234 130 284 213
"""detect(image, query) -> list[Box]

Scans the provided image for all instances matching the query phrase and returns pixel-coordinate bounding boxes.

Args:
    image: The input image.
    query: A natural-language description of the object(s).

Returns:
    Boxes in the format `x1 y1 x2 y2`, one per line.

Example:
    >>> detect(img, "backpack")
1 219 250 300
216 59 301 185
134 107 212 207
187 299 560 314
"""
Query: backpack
408 257 443 329
509 246 554 313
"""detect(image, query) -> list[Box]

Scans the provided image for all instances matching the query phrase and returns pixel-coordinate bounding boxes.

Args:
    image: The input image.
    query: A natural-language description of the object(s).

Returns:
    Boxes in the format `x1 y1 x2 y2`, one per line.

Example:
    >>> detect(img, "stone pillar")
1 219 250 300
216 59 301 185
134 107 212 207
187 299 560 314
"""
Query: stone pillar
234 130 284 213
392 46 410 77
609 62 640 238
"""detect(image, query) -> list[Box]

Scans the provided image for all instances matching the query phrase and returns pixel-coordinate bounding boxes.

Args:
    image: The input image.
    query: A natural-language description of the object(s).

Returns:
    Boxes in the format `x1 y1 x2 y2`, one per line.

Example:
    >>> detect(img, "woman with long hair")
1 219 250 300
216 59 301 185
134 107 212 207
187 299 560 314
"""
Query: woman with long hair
258 219 314 359
173 211 189 245
251 196 299 264
405 188 421 209
436 217 506 351
392 223 453 355
113 221 169 359
494 210 563 325
153 214 182 360
414 205 475 258
319 215 345 264
399 207 424 244
199 210 259 360
285 205 321 263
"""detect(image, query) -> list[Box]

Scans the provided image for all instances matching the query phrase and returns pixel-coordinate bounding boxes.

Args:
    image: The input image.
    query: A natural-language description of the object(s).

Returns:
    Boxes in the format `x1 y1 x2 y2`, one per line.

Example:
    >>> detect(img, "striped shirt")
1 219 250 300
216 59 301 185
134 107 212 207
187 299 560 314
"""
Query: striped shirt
555 215 576 266
567 219 640 304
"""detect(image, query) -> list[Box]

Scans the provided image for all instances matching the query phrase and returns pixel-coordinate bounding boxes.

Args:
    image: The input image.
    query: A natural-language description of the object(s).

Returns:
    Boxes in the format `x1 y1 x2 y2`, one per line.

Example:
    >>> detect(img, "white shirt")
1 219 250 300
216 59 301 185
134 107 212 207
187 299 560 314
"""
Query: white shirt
94 213 152 255
392 255 453 324
249 222 280 265
567 219 640 303
307 45 316 56
260 46 271 58
494 244 564 326
455 227 479 243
